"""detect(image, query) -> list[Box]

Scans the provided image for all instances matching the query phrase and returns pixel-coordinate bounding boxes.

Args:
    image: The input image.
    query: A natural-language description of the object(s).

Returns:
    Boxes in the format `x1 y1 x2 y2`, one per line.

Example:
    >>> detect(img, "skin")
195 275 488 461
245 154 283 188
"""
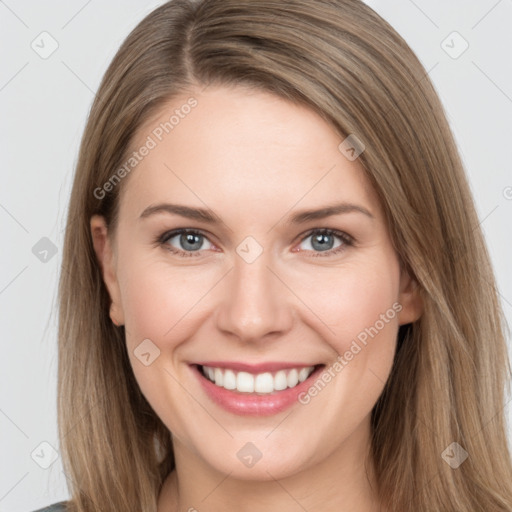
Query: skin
91 85 422 512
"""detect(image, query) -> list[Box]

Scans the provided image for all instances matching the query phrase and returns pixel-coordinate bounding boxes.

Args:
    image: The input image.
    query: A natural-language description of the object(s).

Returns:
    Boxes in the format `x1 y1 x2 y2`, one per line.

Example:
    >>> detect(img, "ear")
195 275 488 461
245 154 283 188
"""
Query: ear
90 215 124 326
397 268 423 326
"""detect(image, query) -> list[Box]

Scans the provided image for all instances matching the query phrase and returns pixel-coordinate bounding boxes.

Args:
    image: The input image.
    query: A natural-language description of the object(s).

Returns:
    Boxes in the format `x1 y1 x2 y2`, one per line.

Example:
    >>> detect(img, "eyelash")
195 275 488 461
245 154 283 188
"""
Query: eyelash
155 228 355 258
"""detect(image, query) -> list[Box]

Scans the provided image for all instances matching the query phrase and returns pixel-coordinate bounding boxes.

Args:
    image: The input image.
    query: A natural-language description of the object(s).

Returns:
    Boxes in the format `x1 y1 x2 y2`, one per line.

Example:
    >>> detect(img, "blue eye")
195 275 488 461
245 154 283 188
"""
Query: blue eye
159 229 215 256
297 229 353 257
157 228 353 257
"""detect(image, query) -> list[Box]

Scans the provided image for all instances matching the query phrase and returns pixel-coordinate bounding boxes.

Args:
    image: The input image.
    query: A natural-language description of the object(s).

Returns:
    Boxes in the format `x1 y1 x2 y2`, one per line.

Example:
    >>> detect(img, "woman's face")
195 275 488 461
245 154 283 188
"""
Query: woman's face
92 85 421 481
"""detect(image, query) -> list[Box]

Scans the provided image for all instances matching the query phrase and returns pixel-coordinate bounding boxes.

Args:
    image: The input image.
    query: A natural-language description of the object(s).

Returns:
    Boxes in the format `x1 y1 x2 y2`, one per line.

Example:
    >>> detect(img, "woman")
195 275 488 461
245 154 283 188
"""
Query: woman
36 0 512 510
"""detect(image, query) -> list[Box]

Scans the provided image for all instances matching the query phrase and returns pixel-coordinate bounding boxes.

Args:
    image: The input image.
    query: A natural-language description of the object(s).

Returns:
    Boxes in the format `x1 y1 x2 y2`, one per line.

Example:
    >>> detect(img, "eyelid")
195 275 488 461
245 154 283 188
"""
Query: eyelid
159 227 215 244
292 228 354 257
158 228 217 255
157 227 354 257
296 227 354 246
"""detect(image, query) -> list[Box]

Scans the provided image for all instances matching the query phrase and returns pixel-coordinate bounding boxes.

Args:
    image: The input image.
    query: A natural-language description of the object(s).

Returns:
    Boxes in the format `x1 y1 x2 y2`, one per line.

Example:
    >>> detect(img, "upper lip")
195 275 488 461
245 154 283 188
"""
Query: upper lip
193 361 322 374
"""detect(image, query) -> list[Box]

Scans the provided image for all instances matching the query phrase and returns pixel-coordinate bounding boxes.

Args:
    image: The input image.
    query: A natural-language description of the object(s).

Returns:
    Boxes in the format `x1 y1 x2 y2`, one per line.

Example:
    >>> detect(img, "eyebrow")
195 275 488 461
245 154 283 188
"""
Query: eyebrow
139 201 374 224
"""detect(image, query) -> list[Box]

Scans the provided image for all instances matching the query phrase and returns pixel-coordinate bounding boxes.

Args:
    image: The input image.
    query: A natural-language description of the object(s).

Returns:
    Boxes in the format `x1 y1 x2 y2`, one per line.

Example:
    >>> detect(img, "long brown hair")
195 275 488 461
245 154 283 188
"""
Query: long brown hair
58 0 512 510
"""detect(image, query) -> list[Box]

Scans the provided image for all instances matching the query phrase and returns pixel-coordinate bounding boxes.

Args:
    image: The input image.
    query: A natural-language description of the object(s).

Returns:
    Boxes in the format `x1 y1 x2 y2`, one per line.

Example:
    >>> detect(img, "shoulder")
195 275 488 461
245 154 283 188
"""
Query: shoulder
31 502 68 512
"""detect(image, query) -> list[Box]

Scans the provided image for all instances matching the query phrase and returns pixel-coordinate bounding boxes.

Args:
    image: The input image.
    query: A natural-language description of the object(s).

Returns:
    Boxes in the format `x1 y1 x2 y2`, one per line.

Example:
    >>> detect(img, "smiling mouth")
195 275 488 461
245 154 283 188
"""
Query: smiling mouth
196 364 324 395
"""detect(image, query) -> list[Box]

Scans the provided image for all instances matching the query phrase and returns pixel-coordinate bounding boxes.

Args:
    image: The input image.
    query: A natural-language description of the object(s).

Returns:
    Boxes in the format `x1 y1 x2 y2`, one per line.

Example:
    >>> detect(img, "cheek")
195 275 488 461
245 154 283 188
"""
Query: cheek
116 257 209 432
287 260 401 446
118 246 401 360
293 257 401 408
118 254 215 347
294 257 401 349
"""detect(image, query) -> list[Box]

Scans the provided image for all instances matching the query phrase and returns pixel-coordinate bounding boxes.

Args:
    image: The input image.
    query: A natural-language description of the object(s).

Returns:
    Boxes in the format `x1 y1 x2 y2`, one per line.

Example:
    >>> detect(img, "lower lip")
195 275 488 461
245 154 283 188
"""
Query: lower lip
191 364 325 416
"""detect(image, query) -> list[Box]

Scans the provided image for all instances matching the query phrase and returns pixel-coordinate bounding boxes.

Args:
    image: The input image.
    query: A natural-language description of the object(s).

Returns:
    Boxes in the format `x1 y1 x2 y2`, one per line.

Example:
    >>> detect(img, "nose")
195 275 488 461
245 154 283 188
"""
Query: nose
215 252 294 344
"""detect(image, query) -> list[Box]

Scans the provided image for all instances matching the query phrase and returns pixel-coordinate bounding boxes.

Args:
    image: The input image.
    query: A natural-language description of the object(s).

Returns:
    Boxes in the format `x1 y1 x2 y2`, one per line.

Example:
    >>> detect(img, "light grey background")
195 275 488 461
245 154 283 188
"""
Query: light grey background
1 1 511 510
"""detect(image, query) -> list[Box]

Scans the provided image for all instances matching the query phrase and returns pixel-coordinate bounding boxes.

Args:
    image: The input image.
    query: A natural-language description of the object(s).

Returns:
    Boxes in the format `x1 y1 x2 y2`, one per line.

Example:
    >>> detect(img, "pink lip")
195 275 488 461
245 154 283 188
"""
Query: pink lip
191 364 324 416
193 361 317 374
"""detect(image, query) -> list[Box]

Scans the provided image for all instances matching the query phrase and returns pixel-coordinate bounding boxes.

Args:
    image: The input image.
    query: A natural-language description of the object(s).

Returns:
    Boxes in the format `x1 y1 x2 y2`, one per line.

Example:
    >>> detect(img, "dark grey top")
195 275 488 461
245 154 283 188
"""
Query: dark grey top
32 502 67 512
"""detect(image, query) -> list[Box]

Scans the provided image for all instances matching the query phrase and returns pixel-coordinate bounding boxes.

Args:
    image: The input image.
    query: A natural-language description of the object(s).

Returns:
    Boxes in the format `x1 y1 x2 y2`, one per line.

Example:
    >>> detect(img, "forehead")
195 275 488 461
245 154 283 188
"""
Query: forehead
118 86 380 223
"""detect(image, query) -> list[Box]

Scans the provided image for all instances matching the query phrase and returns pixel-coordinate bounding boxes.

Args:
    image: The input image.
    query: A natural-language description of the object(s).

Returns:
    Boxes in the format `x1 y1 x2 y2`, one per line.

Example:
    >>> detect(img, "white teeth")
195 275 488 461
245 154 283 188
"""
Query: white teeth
298 367 310 382
223 369 236 390
287 369 299 388
254 372 274 393
274 370 288 391
201 365 316 394
214 368 223 387
237 372 254 392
